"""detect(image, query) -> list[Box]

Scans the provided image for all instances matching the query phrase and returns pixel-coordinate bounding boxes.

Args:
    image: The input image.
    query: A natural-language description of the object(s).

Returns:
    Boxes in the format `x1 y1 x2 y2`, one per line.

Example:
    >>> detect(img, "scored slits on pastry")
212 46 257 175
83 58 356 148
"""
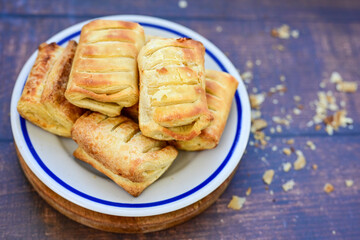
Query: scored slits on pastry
204 76 226 112
140 45 204 73
71 112 178 197
78 42 138 58
65 20 144 117
171 69 238 151
145 67 199 87
138 38 212 141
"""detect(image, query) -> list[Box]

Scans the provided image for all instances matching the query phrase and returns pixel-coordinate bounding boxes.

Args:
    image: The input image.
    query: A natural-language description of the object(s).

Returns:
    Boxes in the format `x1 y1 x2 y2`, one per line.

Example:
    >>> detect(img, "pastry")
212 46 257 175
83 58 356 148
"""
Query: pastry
17 41 84 137
122 103 139 123
65 20 145 117
71 112 178 197
173 69 238 150
137 38 212 141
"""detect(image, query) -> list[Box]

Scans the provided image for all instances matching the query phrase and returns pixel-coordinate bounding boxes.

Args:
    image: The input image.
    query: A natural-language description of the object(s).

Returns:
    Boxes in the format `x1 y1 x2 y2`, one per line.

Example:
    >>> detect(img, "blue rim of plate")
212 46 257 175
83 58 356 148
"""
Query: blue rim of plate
19 22 242 208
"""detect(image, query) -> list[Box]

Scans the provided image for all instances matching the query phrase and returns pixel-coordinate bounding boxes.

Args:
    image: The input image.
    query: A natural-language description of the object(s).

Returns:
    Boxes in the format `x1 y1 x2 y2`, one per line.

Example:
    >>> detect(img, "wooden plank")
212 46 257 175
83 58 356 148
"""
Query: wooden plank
2 0 360 22
1 135 359 239
1 16 359 140
1 1 360 238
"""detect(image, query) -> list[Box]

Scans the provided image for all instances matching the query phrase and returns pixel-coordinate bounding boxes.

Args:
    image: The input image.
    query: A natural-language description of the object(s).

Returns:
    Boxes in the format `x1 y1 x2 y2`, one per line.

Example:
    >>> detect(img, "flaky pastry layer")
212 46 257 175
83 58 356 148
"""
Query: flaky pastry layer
71 112 178 197
65 20 145 116
17 41 84 137
172 69 238 150
138 38 212 141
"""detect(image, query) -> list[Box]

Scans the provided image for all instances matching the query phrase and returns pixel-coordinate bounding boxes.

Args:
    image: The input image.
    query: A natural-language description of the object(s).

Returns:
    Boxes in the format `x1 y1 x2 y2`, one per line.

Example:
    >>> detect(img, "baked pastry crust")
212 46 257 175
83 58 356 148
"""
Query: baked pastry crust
17 41 84 137
71 112 178 197
138 38 212 141
65 20 145 117
173 70 238 150
122 103 139 123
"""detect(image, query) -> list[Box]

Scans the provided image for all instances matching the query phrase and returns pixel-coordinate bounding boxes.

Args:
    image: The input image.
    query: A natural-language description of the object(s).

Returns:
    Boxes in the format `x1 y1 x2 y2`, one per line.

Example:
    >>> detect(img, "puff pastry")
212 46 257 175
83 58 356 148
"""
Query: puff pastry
173 70 238 150
17 41 84 137
65 20 145 117
71 112 178 197
138 38 212 141
122 103 139 123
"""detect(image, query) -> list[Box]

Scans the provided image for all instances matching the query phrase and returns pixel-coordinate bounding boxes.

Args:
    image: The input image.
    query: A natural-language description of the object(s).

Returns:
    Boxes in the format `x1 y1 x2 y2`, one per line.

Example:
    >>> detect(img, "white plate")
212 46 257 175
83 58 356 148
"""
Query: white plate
10 15 251 217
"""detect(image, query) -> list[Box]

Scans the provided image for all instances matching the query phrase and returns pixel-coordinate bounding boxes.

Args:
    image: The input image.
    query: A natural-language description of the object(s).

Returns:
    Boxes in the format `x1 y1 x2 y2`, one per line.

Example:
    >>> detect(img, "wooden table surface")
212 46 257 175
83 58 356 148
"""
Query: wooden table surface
1 0 360 239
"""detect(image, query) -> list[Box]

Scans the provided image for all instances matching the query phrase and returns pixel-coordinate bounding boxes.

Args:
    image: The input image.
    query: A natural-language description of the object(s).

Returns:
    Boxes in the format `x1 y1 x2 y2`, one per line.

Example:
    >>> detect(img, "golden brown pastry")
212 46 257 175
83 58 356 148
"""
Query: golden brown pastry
137 38 212 141
173 70 238 150
71 112 178 197
65 20 145 117
17 41 84 137
122 103 139 123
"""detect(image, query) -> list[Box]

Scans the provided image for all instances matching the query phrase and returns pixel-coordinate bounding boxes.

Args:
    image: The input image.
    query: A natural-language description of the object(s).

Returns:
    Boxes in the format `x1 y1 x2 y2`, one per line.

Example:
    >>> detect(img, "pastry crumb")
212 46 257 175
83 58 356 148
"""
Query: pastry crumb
283 148 292 156
246 187 252 196
251 110 262 121
249 93 265 109
306 140 316 150
272 116 290 126
286 139 294 145
340 100 346 108
263 169 275 185
273 44 285 51
282 180 295 192
242 71 254 83
227 196 246 210
254 131 268 146
270 127 275 134
251 119 268 133
307 120 314 127
336 81 358 93
345 180 354 187
283 162 292 172
326 110 353 132
294 150 306 170
291 30 299 38
293 108 302 115
215 25 223 33
325 124 334 135
246 60 253 69
330 72 343 83
312 164 318 170
293 95 301 102
324 183 334 193
178 0 188 8
271 24 290 39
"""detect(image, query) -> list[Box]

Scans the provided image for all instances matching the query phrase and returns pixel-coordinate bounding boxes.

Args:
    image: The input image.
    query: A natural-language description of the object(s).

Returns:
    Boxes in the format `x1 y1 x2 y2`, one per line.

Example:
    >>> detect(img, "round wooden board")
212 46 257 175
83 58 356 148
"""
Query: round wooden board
16 145 237 233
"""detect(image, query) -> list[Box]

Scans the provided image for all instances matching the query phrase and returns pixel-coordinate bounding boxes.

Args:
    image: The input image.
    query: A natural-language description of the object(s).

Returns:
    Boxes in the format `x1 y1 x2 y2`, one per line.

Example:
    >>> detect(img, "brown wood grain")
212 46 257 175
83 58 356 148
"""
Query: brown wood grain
1 0 360 239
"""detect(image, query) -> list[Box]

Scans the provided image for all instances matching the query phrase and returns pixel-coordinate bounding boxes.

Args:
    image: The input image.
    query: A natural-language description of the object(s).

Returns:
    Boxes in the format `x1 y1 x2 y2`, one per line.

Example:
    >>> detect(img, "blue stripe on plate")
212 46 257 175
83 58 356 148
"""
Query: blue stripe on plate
19 21 242 208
